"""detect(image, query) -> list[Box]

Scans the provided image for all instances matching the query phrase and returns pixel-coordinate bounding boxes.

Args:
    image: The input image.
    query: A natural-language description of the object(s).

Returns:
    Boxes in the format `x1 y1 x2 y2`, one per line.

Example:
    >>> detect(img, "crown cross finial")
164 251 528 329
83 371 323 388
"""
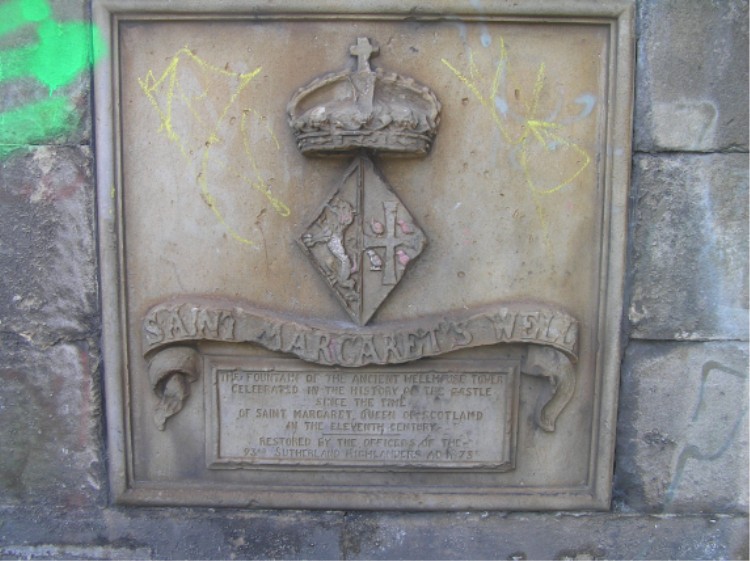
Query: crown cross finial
287 36 440 156
350 37 378 72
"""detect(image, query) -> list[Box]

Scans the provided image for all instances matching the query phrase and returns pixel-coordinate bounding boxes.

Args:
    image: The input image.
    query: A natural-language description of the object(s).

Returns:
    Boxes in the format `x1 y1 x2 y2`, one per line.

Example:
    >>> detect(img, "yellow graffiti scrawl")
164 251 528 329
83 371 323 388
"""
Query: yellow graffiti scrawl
138 47 290 247
442 37 593 253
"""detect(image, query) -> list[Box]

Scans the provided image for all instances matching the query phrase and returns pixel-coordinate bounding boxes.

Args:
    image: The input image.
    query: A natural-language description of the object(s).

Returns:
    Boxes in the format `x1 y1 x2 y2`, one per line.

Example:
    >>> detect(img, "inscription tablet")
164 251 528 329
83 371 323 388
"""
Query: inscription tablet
207 358 518 469
94 0 634 510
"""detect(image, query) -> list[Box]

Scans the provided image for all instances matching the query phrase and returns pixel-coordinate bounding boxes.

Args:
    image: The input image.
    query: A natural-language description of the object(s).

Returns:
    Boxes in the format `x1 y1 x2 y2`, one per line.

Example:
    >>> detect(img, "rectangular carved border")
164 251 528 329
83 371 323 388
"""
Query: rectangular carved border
204 356 520 471
94 0 634 510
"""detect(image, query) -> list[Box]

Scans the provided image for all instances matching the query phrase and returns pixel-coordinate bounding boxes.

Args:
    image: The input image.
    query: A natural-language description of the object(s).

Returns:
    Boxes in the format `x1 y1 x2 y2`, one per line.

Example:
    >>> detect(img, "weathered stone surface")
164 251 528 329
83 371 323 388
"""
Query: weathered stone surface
0 508 746 560
0 508 344 560
97 0 631 511
629 154 749 340
614 341 749 513
635 0 749 152
0 338 104 509
0 0 747 556
0 145 98 347
0 544 153 561
341 512 748 560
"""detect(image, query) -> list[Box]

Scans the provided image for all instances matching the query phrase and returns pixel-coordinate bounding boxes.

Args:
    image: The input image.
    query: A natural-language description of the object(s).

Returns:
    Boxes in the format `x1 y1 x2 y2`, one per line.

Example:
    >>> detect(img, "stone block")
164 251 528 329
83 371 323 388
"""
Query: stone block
629 154 749 340
0 508 344 559
635 0 749 152
614 341 749 513
0 338 104 509
0 145 98 347
340 511 748 560
0 0 94 156
0 508 746 560
0 544 153 560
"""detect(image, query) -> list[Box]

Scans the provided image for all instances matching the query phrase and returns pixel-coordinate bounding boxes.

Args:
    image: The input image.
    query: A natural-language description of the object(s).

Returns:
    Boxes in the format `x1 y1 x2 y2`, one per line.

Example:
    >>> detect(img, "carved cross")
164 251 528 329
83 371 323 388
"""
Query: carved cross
350 37 379 72
364 201 404 286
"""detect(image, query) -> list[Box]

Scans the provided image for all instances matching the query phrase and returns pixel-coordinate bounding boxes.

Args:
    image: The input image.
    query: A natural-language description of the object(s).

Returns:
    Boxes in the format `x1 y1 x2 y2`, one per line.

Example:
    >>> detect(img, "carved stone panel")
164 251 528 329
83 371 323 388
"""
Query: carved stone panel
206 357 518 470
95 0 634 510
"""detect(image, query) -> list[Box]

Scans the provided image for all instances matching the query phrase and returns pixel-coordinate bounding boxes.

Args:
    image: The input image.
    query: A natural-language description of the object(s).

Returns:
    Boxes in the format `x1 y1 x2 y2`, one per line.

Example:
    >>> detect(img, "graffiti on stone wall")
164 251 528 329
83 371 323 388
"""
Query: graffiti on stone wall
442 36 594 255
138 47 291 247
665 360 748 504
0 0 105 159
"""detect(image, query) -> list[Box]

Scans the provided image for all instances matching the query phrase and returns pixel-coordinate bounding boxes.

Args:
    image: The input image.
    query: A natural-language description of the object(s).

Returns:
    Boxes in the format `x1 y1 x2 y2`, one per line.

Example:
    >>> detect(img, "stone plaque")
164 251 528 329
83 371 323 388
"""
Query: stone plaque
206 358 518 469
95 0 634 509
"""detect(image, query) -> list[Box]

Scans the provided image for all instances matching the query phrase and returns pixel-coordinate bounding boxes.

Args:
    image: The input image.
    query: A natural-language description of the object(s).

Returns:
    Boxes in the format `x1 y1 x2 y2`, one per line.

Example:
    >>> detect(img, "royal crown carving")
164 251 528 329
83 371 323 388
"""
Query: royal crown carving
287 38 441 156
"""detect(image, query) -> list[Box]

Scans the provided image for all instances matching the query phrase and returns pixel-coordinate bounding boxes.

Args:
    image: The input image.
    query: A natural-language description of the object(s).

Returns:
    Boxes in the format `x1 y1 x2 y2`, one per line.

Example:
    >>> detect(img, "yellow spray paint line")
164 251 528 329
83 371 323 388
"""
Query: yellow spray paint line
175 78 211 132
442 38 594 256
441 57 486 106
199 146 256 246
518 62 553 253
240 110 290 217
253 109 281 151
138 47 291 246
197 64 263 246
138 58 189 157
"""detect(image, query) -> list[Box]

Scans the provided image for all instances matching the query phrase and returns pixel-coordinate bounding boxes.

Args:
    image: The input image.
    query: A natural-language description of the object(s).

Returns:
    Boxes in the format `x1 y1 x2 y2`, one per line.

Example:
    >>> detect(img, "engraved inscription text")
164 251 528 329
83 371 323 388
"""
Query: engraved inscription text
207 360 518 469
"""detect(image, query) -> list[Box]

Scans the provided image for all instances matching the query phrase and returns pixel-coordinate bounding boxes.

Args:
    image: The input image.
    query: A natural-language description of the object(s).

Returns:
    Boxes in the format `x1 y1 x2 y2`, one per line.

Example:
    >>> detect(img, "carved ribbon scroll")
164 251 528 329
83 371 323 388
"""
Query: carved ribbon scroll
148 346 200 430
143 298 579 430
521 346 576 432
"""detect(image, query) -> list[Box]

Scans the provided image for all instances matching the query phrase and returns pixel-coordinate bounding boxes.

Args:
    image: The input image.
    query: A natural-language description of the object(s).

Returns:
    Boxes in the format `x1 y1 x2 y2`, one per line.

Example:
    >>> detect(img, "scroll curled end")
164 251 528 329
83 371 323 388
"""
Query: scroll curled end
148 346 200 430
521 346 576 433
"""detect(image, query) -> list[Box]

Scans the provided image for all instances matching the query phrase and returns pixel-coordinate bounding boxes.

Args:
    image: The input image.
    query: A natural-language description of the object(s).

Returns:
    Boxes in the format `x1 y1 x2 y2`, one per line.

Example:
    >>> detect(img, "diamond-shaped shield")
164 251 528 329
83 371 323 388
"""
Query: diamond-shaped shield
299 156 426 325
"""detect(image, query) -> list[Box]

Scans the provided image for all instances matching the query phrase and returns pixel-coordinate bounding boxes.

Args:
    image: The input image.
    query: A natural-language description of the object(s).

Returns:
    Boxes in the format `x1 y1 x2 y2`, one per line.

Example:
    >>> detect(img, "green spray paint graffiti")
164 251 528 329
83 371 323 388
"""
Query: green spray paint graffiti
0 0 105 158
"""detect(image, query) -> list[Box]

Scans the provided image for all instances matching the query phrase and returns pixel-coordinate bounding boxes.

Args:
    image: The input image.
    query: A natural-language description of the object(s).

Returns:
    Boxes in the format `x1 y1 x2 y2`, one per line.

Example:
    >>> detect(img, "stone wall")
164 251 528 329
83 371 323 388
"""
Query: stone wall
0 0 747 558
